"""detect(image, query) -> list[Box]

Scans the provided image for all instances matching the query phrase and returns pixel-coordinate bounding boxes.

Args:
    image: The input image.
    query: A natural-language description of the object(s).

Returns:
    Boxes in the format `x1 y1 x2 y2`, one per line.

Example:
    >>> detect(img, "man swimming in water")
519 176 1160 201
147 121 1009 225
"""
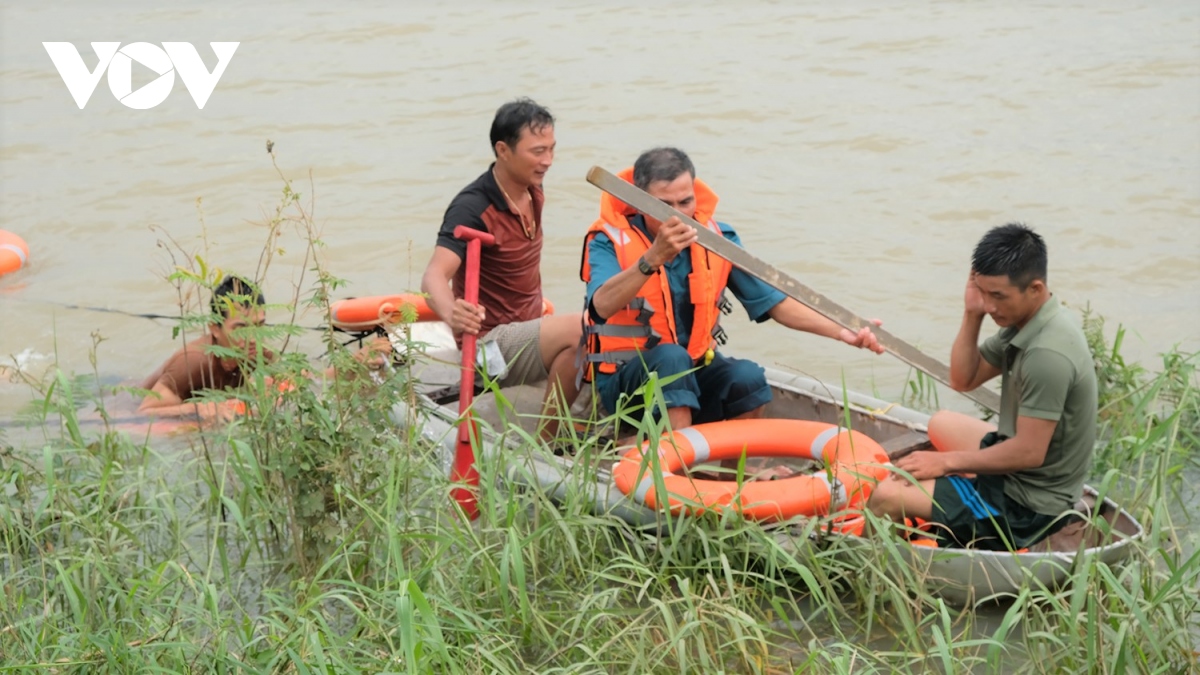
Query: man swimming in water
138 275 390 420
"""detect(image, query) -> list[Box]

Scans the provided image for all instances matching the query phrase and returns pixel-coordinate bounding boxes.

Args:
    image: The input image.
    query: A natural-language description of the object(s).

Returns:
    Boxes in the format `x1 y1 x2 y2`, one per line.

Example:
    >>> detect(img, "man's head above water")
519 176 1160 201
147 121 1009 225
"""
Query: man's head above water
208 275 266 359
210 274 264 321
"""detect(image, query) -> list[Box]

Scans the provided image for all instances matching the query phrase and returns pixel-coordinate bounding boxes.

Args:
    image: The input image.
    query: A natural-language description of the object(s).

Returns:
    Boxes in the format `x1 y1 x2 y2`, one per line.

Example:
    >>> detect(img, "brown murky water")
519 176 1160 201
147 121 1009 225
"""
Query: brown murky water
2 1 1198 419
1 3 1198 667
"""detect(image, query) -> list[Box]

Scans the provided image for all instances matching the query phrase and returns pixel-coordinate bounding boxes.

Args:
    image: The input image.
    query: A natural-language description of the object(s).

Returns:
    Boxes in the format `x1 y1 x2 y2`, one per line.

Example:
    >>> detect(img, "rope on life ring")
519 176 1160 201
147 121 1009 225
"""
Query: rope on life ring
0 230 29 278
613 419 891 523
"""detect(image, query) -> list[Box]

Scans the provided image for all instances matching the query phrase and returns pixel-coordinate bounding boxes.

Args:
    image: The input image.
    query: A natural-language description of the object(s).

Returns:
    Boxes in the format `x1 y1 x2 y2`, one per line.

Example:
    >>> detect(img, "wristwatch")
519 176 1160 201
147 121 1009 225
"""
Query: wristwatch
636 256 658 275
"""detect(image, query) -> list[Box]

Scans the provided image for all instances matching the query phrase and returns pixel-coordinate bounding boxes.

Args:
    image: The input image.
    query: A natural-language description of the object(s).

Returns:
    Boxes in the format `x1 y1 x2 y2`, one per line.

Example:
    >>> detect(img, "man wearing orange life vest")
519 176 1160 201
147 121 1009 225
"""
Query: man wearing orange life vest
581 147 885 431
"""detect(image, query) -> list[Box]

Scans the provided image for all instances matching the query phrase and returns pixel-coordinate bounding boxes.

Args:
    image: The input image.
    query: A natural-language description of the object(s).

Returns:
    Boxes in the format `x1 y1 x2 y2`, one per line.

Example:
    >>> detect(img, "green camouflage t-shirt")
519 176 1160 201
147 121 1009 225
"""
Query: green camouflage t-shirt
979 298 1098 515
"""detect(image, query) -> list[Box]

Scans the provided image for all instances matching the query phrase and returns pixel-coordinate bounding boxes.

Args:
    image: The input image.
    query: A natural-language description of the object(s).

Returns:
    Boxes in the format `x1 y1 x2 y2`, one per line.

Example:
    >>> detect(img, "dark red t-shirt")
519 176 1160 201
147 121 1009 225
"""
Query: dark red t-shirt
436 165 544 339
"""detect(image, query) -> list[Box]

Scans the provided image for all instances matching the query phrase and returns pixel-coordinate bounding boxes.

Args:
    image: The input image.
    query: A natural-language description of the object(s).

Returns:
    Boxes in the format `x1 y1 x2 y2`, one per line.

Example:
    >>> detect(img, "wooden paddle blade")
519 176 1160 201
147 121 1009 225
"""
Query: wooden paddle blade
585 166 1001 413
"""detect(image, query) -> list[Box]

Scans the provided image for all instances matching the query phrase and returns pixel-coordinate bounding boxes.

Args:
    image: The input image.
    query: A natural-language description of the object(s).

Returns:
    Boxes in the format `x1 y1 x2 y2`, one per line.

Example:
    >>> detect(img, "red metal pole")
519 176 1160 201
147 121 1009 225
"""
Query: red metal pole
450 225 495 520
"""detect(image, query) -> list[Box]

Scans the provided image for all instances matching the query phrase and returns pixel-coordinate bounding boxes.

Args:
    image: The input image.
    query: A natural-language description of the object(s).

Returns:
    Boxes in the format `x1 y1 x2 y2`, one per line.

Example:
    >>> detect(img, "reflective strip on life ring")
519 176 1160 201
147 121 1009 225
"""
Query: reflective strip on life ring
0 230 29 277
329 294 555 332
613 419 892 523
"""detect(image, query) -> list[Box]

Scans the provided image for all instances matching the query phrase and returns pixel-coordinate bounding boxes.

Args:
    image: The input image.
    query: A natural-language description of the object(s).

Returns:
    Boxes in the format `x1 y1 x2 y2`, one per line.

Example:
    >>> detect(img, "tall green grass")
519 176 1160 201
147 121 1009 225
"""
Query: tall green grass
3 315 1195 672
1 170 1196 673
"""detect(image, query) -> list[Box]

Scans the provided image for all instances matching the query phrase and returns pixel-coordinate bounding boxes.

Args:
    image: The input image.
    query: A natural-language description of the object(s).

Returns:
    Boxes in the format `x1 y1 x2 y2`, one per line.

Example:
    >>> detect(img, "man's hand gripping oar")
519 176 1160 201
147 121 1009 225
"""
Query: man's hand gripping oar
585 166 1001 414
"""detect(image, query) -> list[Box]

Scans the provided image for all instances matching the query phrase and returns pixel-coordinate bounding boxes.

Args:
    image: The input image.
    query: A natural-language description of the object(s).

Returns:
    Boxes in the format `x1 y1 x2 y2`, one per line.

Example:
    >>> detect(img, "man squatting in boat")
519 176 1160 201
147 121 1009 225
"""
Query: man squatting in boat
139 275 392 421
868 224 1099 550
421 98 583 442
579 147 885 440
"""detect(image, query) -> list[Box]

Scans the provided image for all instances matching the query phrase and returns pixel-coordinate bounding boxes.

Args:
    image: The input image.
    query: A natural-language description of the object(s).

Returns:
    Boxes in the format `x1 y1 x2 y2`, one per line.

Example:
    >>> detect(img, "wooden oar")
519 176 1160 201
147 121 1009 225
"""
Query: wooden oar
585 166 1001 413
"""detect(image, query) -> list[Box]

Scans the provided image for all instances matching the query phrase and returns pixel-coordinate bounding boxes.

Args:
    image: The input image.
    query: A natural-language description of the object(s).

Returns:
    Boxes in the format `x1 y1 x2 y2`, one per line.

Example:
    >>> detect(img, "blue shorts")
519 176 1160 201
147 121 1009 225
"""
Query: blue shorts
595 344 772 424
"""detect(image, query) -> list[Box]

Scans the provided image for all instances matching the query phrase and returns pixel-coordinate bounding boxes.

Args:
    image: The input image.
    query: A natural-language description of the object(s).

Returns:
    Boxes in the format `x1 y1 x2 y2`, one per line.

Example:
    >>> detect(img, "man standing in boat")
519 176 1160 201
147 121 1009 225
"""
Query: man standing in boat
421 98 583 440
867 224 1098 550
580 147 884 433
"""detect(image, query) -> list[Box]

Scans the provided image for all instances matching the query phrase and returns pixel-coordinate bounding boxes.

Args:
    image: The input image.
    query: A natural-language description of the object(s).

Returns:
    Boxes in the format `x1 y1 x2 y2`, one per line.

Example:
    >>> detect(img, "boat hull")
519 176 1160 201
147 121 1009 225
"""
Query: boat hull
388 323 1144 605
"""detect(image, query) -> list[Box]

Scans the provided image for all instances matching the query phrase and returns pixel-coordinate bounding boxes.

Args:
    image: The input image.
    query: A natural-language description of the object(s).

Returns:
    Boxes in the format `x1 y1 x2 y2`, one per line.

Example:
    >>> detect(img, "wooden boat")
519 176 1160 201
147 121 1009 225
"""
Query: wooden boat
385 322 1145 606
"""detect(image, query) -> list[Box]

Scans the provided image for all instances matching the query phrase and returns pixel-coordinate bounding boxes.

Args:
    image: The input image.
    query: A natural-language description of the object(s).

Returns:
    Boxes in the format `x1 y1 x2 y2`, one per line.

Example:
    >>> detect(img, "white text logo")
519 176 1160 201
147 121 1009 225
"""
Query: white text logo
43 42 239 110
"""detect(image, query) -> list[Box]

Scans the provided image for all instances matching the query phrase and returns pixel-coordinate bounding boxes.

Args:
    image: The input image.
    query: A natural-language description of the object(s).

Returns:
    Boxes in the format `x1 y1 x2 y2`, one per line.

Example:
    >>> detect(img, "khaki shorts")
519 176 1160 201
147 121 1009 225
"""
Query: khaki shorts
481 318 548 387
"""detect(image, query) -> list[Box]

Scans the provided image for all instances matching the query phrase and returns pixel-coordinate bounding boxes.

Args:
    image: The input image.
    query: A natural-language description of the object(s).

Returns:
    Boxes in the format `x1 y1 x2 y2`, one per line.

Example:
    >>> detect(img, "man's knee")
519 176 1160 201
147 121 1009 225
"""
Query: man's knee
723 360 768 399
927 410 959 438
533 314 580 375
541 313 583 350
644 344 693 377
867 477 935 522
866 479 901 518
928 409 993 452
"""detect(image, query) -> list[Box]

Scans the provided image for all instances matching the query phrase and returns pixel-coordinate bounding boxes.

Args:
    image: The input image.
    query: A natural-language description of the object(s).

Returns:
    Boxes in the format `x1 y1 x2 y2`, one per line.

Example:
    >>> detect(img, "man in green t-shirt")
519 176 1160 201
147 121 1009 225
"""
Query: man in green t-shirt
867 223 1098 550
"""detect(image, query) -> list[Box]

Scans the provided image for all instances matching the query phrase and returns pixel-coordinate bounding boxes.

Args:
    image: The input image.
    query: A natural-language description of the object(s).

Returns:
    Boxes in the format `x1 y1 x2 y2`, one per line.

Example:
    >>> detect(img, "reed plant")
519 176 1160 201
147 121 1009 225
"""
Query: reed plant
0 165 1195 673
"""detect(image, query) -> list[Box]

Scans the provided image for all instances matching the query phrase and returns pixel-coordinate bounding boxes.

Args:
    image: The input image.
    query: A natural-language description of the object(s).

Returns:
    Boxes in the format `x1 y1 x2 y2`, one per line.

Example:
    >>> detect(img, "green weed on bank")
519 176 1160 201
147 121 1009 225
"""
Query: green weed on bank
1 328 1196 673
1 165 1196 673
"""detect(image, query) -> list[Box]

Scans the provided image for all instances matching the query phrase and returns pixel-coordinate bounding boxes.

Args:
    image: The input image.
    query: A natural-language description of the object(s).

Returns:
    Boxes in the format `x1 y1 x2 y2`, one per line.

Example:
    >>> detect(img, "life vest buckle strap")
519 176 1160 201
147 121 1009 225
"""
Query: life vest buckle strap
586 350 641 366
588 324 653 338
712 326 728 346
628 297 655 325
718 295 734 316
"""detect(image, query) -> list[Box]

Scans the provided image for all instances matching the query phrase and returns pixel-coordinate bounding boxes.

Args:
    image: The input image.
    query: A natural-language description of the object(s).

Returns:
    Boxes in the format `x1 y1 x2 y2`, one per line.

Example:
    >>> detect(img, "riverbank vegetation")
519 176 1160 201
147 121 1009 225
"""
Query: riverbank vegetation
1 179 1196 673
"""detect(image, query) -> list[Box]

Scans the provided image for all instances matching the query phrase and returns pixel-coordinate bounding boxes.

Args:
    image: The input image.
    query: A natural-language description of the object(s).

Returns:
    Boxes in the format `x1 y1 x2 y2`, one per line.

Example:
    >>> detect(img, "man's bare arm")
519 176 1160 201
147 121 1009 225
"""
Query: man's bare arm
421 246 486 334
767 298 884 352
137 379 186 414
944 415 1056 474
894 415 1056 479
592 216 696 319
950 272 1001 391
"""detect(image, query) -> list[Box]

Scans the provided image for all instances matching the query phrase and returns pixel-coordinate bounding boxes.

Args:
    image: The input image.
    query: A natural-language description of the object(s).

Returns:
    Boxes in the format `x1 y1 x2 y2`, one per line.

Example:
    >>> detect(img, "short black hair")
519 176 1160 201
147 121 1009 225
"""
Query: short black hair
632 147 696 190
489 98 554 156
972 223 1048 290
210 275 264 321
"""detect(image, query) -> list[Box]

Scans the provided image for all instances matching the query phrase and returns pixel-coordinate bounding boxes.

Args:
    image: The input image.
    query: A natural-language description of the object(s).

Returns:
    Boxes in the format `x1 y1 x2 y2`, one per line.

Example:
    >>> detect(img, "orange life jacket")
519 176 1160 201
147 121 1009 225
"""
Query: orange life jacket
579 167 732 379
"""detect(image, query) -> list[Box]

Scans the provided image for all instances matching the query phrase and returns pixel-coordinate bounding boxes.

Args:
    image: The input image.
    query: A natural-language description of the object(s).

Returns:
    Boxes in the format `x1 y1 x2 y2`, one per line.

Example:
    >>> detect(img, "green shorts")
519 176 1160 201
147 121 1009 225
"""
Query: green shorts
929 432 1070 550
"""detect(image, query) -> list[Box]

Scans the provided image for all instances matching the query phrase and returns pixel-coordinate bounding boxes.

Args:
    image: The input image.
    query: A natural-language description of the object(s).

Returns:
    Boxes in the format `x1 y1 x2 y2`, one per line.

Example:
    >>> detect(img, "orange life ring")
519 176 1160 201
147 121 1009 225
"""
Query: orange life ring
826 514 937 542
0 230 29 277
330 294 440 331
329 294 555 332
613 419 891 522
